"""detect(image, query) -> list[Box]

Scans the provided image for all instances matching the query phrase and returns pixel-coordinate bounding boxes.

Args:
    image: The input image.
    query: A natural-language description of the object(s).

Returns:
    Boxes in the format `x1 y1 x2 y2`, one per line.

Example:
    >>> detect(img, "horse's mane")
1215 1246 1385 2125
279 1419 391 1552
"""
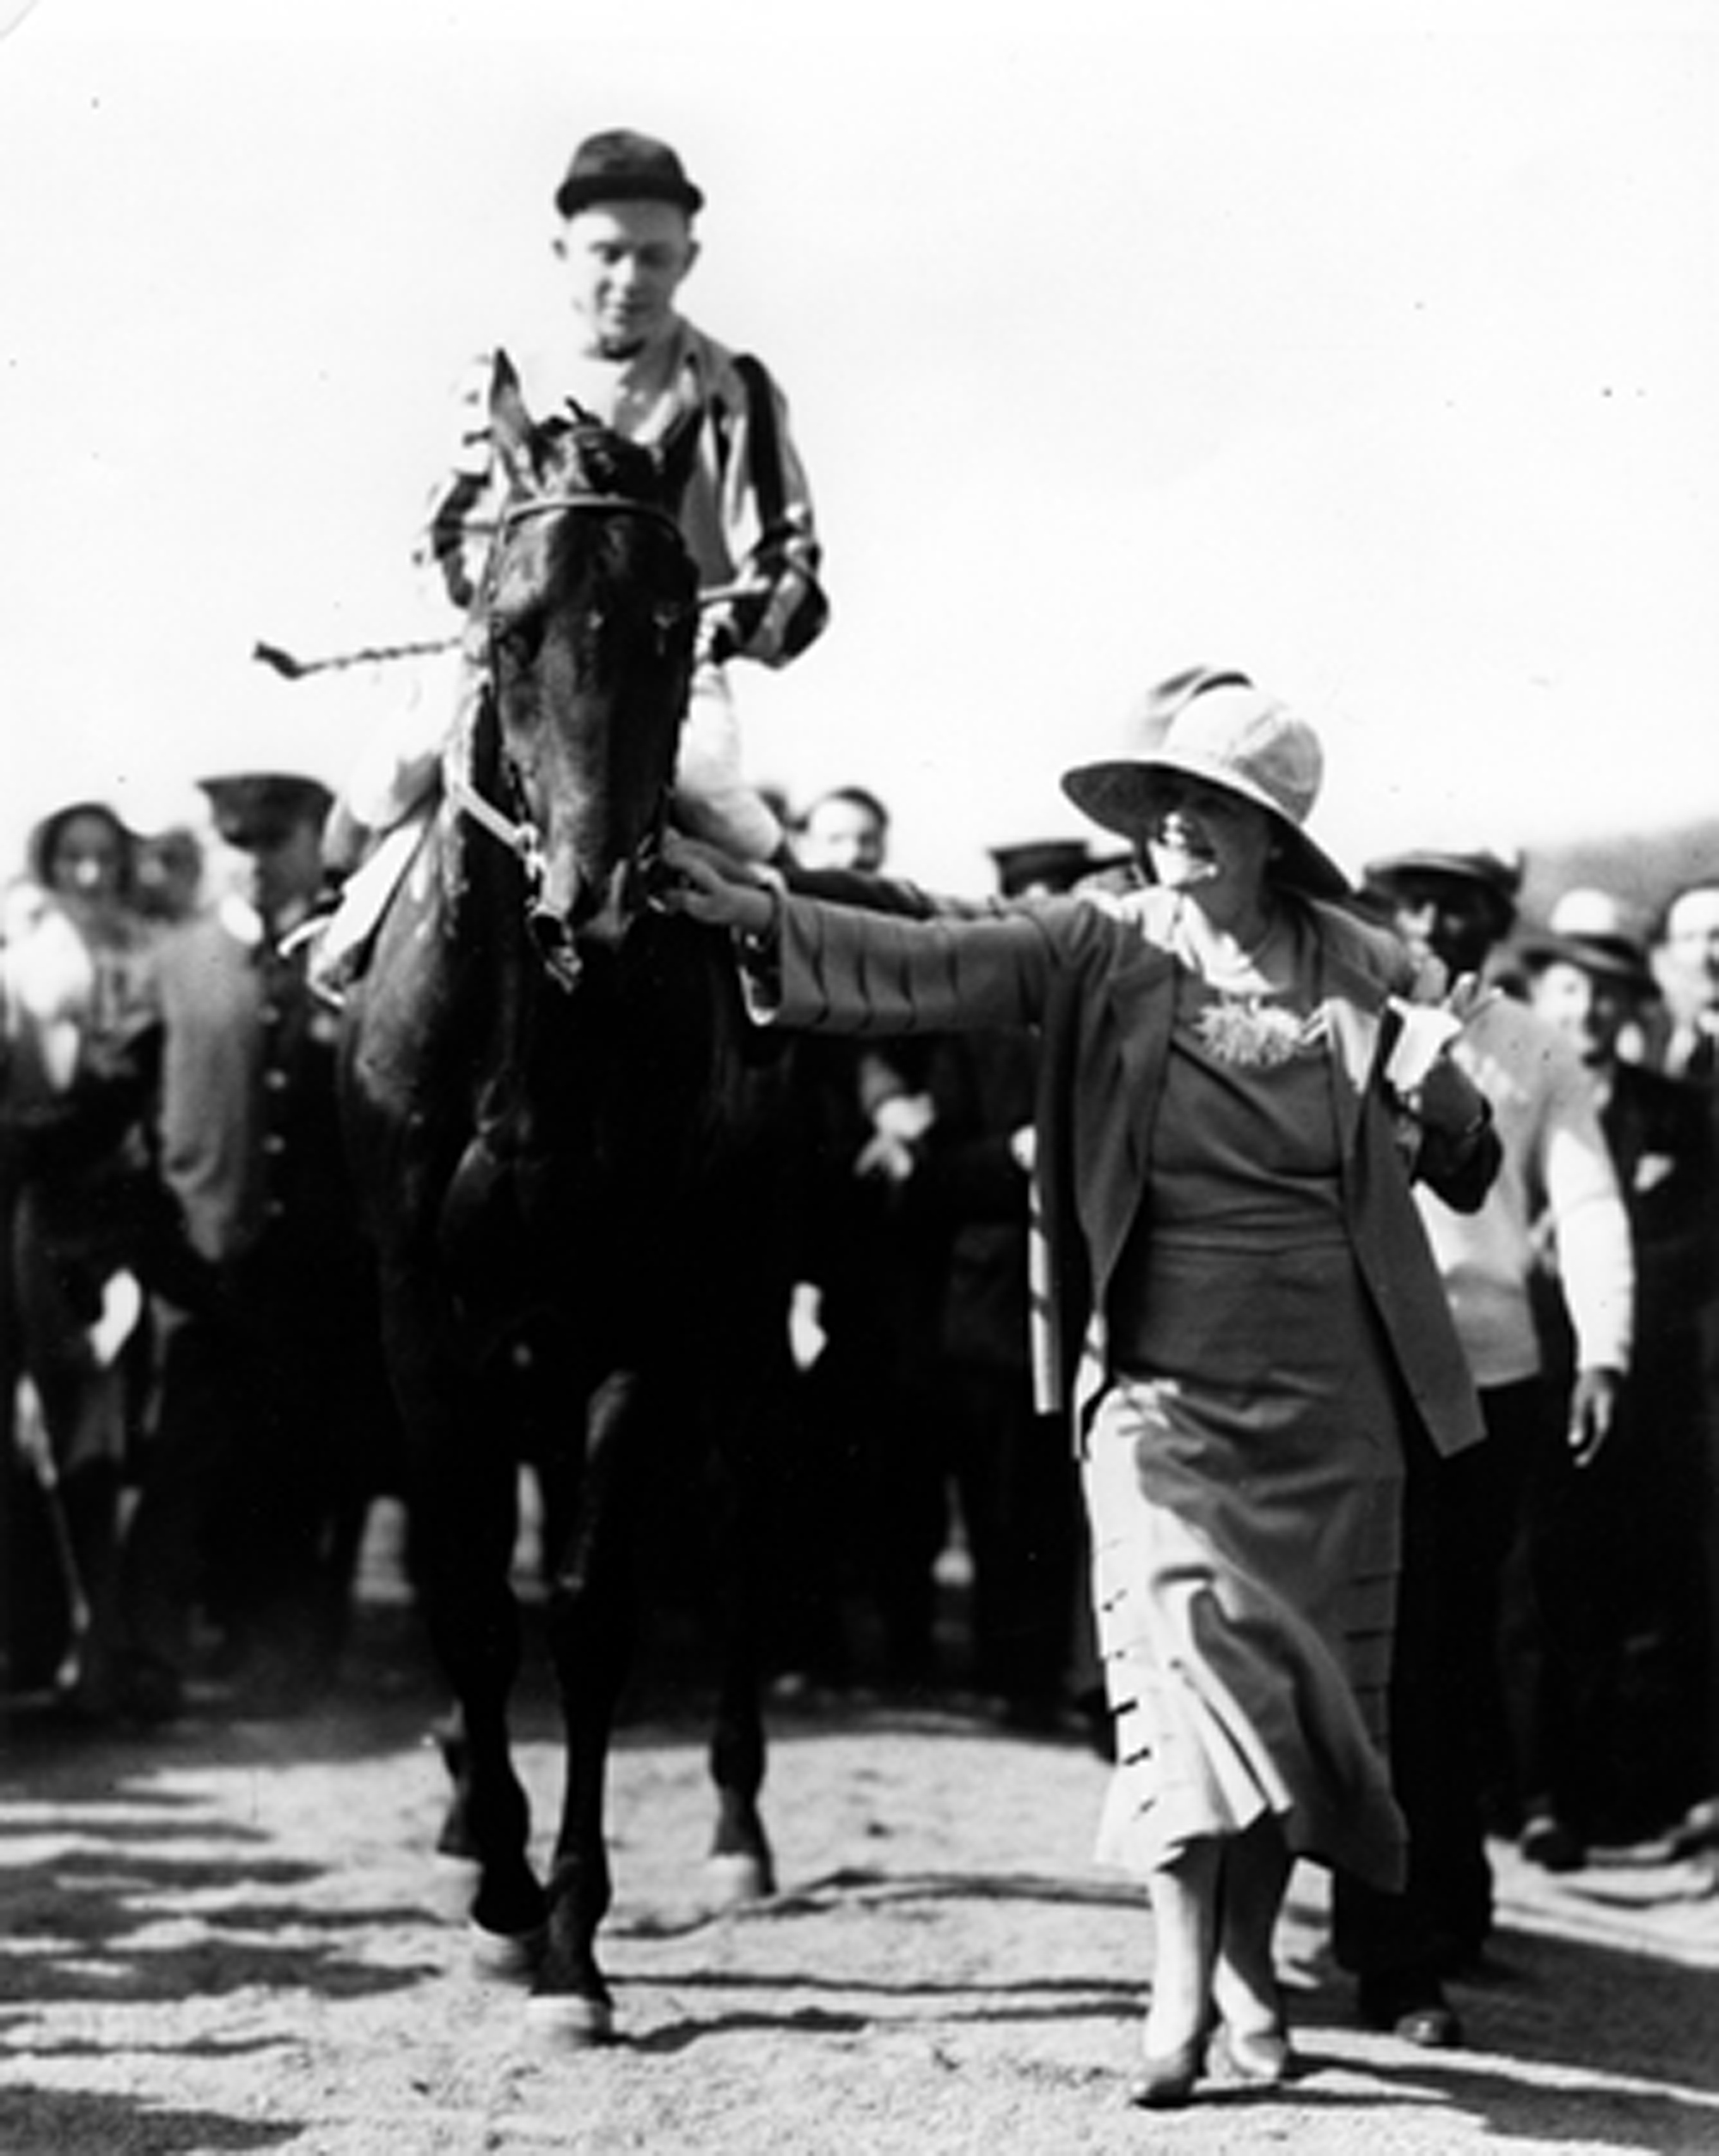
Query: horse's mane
540 407 670 512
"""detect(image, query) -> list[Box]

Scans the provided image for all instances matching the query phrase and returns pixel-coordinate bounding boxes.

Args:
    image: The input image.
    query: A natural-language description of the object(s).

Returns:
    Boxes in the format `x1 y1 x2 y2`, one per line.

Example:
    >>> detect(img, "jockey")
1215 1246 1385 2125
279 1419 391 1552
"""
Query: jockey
324 128 829 900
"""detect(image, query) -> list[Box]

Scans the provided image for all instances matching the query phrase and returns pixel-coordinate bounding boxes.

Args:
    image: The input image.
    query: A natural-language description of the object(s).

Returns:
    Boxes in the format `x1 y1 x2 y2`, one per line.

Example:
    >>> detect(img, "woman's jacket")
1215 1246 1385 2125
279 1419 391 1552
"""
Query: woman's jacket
754 880 1495 1457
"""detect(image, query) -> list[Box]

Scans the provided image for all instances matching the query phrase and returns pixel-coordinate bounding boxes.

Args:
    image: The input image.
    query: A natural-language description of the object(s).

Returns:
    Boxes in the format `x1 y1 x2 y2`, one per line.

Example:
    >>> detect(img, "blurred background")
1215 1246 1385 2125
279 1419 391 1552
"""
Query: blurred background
2 0 1715 907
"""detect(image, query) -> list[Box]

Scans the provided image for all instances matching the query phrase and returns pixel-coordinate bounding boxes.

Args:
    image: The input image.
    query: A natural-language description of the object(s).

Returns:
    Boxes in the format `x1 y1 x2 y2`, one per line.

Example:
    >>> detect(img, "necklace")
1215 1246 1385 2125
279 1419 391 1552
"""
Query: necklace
1171 895 1286 984
1171 901 1321 1067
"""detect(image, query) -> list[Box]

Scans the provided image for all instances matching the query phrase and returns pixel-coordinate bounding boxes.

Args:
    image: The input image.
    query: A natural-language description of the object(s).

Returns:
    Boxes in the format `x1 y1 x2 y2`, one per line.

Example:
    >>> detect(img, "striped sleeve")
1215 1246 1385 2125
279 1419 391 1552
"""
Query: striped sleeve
700 348 829 669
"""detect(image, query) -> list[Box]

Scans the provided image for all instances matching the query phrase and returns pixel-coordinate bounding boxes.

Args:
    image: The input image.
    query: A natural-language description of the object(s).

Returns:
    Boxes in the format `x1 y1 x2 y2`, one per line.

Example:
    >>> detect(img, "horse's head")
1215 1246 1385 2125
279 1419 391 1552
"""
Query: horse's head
474 351 698 987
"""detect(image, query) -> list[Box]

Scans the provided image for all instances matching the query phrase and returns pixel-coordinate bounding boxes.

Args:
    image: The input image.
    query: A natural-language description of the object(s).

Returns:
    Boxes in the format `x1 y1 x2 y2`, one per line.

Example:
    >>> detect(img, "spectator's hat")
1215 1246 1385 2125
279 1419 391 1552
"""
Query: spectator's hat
1517 888 1655 995
1061 670 1348 898
554 130 704 219
1361 843 1524 928
988 838 1098 897
196 770 333 848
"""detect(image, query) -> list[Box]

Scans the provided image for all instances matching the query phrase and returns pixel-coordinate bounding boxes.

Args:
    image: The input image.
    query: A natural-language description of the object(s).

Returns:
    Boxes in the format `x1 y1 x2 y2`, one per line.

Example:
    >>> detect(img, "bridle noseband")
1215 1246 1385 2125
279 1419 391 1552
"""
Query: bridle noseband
495 488 686 545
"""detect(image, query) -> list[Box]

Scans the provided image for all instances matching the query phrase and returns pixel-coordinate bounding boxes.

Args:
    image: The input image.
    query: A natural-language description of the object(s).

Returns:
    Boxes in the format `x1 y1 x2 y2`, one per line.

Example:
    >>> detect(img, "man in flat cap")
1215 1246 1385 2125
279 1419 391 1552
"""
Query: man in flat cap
112 769 395 1720
327 126 828 919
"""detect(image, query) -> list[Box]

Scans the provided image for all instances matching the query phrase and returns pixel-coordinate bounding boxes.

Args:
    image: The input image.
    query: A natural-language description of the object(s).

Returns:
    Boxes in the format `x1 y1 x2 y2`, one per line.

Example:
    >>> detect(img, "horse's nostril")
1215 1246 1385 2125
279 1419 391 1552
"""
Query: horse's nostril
529 907 569 956
529 906 584 990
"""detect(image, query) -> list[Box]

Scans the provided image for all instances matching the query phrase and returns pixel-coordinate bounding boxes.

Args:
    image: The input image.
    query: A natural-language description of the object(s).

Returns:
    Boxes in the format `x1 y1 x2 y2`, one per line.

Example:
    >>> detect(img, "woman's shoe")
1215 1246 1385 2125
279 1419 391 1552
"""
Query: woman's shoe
1126 2030 1208 2109
1668 1796 1719 1858
1210 1964 1294 2084
1520 1812 1586 1872
1209 2018 1295 2086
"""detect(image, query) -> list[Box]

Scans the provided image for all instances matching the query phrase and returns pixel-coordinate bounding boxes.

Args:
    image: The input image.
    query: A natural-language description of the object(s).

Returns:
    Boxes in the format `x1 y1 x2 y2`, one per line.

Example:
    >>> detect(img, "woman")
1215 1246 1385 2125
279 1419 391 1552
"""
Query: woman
3 800 158 1705
666 673 1498 2105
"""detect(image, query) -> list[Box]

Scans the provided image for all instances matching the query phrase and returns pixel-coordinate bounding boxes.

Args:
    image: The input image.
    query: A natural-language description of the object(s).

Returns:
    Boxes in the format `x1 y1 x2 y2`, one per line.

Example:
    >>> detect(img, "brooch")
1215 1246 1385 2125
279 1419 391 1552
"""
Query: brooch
1194 996 1315 1069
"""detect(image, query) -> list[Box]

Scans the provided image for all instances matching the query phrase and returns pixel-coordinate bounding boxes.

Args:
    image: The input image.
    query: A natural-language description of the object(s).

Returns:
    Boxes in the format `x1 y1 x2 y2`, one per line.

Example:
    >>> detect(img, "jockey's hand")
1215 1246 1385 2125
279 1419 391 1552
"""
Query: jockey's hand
654 831 777 935
695 611 737 668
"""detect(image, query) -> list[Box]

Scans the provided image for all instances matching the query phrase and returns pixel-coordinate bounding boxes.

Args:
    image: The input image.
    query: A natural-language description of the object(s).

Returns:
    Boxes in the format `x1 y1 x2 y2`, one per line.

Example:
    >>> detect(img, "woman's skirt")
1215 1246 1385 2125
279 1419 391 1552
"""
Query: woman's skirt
1086 1235 1408 1890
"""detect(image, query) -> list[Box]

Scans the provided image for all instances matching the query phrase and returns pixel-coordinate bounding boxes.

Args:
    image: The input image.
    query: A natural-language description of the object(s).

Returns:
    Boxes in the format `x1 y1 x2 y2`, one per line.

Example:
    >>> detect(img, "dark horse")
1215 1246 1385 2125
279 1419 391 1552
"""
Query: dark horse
340 355 796 2041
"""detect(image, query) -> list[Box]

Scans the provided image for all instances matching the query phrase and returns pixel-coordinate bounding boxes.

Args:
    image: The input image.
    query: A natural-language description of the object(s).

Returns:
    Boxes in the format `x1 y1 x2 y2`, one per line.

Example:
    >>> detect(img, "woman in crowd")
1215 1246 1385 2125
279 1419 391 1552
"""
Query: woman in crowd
2 800 159 1704
664 672 1498 2106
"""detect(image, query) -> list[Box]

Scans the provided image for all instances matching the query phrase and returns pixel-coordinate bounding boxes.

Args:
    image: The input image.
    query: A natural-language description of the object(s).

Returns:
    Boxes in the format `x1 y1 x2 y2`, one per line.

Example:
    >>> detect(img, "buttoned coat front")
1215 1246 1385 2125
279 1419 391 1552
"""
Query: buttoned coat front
763 882 1487 1458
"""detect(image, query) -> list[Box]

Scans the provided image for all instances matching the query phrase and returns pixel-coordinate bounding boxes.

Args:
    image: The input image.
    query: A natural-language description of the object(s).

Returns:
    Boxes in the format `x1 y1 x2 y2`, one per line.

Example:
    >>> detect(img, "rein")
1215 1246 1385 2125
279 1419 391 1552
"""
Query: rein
444 754 547 886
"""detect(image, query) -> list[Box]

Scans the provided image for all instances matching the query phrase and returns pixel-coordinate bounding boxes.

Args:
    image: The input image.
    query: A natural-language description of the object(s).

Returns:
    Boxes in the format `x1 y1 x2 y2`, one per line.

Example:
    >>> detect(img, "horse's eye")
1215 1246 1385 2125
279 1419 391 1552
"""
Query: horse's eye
490 611 544 669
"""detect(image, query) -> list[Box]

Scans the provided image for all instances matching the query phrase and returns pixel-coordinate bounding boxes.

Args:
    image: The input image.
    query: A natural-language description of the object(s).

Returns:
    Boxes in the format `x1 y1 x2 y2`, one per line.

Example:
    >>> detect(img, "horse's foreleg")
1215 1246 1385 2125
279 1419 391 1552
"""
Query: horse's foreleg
388 1310 546 1972
529 1368 639 2043
705 1416 776 1907
707 1646 775 1906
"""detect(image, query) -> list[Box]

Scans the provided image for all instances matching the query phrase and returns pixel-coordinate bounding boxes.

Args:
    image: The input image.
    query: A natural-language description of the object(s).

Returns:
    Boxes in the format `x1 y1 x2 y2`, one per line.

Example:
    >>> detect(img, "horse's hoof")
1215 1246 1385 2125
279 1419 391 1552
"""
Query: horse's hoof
468 1917 548 1982
525 1989 615 2046
705 1851 775 1909
429 1853 481 1921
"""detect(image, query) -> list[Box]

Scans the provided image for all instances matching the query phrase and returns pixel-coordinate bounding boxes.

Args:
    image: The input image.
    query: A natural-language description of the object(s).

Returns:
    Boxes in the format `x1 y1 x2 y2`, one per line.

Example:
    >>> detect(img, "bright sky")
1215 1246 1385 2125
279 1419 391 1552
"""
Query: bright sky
3 0 1715 892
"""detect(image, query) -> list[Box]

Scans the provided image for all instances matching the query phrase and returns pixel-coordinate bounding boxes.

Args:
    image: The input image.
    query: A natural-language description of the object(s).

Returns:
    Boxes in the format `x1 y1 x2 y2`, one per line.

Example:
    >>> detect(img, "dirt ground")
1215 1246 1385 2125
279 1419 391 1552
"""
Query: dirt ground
4 1543 1719 2156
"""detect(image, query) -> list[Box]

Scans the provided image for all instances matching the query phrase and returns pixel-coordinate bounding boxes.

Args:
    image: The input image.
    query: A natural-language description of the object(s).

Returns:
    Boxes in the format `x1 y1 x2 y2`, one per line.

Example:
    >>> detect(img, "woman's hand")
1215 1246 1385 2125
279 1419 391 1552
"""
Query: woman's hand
653 831 779 937
1413 1049 1490 1143
1389 974 1496 1139
1440 972 1494 1026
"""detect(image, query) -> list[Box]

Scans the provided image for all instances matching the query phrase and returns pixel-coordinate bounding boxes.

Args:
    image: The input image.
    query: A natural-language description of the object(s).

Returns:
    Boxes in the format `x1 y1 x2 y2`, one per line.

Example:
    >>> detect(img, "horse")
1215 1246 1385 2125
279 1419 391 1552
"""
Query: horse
339 354 798 2042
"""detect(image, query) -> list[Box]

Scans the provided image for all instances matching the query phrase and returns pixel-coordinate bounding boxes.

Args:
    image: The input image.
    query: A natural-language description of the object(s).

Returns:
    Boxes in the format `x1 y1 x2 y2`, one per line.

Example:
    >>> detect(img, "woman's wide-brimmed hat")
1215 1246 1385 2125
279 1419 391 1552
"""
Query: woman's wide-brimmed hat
1060 673 1349 898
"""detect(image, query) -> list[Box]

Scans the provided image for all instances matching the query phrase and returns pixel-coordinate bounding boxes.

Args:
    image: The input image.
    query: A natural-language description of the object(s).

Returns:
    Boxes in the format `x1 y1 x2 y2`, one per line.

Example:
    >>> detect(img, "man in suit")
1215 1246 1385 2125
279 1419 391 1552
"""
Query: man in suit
1339 845 1633 2044
1655 883 1719 1082
1517 891 1716 1852
1647 879 1719 1853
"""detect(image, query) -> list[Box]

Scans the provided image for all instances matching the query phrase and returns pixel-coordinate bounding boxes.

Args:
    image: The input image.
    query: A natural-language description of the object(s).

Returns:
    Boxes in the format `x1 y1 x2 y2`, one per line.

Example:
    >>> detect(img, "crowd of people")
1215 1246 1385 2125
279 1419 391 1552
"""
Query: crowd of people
1 774 399 1724
5 125 1718 2113
0 772 1092 1732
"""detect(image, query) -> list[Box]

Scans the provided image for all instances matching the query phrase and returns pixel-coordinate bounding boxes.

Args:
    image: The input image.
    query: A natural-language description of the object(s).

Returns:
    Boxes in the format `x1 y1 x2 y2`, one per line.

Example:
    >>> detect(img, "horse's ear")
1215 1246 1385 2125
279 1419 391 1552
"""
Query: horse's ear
489 349 539 490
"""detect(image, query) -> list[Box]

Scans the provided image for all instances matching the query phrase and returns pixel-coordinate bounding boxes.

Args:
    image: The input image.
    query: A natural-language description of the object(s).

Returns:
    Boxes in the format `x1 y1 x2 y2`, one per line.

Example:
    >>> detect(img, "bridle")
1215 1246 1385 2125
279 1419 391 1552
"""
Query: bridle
443 487 691 901
496 486 686 546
